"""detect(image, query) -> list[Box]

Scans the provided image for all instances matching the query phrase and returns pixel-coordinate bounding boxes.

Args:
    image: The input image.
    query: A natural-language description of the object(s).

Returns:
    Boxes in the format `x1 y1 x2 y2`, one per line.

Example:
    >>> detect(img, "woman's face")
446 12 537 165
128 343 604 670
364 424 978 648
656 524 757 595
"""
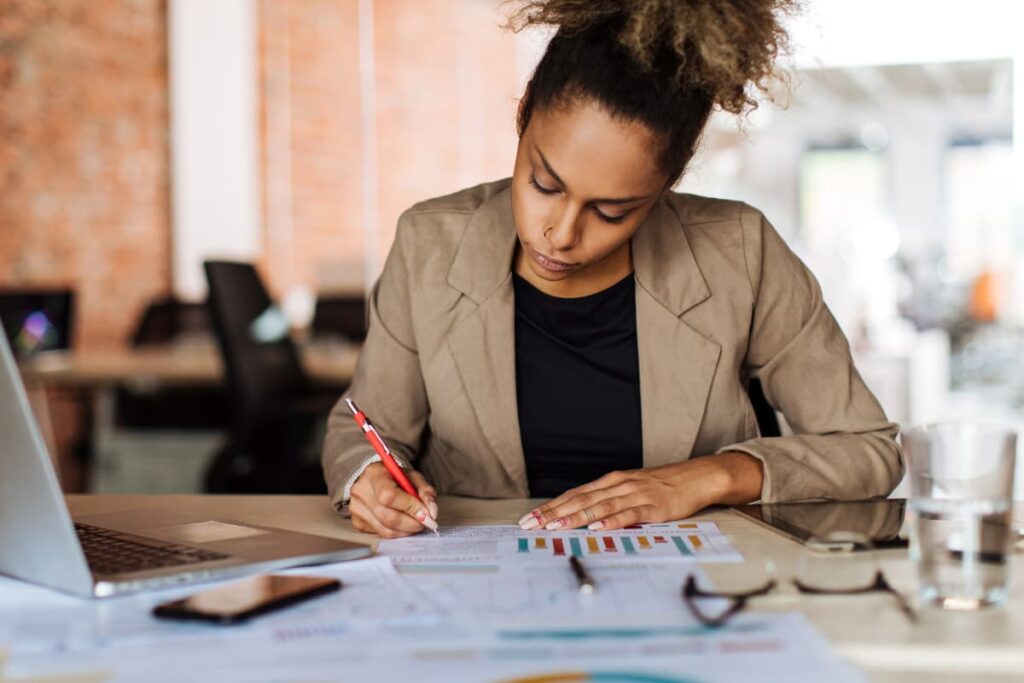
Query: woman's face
511 99 669 297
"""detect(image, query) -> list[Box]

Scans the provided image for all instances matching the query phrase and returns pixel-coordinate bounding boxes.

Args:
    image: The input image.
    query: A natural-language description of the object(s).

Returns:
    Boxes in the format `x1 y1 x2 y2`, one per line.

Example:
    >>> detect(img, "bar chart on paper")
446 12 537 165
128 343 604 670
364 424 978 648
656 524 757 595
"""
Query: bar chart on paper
506 522 742 563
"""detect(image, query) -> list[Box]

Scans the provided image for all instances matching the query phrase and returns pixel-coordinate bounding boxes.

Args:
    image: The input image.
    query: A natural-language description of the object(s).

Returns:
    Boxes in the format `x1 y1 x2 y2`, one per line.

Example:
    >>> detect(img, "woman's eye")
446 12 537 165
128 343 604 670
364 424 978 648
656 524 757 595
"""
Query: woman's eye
595 209 627 224
529 175 628 224
529 177 558 195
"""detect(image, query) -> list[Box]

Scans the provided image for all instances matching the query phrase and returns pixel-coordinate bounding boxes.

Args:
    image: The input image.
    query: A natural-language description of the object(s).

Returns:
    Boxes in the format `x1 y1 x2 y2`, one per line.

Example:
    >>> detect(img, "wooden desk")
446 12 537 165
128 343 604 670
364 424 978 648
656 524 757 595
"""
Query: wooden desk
18 342 360 389
16 344 359 491
4 495 1014 683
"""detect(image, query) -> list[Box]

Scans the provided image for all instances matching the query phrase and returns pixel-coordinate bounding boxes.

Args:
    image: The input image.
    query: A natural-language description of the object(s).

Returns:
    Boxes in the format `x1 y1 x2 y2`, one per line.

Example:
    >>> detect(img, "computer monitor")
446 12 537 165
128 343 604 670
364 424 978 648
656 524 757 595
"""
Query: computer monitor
0 289 75 357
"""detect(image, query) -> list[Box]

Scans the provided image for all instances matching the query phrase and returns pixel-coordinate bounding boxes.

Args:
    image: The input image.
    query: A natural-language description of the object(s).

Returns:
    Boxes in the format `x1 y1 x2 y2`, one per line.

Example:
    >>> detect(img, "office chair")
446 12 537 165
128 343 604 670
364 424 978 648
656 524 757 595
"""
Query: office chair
203 261 335 493
130 296 211 346
116 297 228 430
311 294 368 343
747 377 781 438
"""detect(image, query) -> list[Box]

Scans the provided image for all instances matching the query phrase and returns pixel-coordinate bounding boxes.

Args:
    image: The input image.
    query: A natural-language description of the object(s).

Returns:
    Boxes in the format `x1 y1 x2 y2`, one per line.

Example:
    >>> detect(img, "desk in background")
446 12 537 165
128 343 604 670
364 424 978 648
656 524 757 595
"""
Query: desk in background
17 343 360 493
18 341 359 389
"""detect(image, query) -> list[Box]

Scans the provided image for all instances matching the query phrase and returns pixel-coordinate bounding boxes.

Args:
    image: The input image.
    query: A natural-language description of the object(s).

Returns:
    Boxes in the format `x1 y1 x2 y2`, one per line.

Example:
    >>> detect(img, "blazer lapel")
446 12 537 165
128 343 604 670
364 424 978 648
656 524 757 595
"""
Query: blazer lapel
446 185 529 493
633 199 722 468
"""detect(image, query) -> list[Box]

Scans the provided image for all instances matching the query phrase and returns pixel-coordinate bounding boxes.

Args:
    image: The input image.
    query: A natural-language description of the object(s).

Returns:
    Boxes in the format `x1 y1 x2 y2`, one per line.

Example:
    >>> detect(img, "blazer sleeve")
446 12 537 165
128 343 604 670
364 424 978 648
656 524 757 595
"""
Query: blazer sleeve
321 211 429 512
716 207 904 502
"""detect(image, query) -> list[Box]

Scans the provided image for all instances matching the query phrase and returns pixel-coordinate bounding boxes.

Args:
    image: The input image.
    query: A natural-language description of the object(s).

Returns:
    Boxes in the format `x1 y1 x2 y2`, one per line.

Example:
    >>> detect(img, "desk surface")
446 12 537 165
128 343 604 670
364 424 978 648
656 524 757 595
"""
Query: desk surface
45 495 1023 683
18 342 359 388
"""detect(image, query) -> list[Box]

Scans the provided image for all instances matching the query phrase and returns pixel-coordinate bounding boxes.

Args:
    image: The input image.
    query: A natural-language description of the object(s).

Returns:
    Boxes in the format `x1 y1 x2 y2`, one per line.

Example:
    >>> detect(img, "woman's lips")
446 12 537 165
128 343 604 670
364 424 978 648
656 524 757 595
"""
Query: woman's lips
528 245 577 273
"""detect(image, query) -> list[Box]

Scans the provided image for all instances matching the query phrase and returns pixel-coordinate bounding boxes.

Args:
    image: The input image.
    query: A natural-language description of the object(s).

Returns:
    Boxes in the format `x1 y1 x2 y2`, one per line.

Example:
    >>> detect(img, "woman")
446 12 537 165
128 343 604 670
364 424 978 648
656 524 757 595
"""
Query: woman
322 0 903 538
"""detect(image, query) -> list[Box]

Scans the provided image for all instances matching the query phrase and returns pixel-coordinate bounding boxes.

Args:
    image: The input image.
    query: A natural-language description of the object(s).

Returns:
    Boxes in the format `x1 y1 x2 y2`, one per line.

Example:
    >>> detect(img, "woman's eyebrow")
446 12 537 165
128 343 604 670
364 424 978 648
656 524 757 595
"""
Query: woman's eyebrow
535 146 648 205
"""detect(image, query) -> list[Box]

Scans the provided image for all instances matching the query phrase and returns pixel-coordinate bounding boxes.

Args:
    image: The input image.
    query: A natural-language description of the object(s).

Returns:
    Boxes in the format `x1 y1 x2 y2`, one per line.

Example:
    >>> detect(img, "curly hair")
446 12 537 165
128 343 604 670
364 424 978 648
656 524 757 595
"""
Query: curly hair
504 0 799 186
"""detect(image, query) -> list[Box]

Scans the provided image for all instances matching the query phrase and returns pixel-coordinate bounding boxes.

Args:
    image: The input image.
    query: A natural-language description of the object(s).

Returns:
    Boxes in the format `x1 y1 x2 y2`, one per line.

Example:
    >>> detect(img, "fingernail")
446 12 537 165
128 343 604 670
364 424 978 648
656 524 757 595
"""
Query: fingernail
545 518 564 531
429 501 439 519
416 510 426 522
587 521 604 531
519 515 540 531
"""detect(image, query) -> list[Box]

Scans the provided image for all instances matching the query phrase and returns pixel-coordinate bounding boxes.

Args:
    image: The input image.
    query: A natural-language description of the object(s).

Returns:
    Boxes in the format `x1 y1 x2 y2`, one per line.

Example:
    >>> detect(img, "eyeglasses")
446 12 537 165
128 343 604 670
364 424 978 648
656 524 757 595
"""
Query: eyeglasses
681 531 917 628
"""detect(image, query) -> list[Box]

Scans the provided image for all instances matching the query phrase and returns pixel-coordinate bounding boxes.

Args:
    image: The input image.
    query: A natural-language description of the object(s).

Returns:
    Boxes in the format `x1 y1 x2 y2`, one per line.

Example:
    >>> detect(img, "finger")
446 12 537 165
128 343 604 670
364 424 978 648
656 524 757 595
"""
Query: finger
592 504 657 531
537 481 636 530
544 493 637 531
349 498 410 539
371 473 433 525
408 470 439 519
522 472 629 529
373 503 428 534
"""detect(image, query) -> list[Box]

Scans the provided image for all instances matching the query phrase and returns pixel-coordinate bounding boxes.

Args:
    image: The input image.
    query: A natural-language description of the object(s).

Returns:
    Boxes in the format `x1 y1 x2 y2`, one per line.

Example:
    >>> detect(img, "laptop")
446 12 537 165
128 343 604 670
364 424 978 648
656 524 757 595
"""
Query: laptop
0 333 371 598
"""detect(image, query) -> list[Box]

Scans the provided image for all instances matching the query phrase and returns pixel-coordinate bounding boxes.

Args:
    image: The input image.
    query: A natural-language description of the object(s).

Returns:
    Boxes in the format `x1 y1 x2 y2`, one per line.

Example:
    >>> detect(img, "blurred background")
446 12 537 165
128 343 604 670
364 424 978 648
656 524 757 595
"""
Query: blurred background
2 1 1022 497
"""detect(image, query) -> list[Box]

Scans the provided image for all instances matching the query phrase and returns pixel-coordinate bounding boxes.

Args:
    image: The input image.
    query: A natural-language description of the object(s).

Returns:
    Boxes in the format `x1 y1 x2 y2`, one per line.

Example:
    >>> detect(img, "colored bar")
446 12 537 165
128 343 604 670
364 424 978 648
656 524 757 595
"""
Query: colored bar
671 536 693 556
535 538 547 550
518 538 529 553
569 537 583 557
553 538 565 556
688 534 704 550
637 536 651 549
677 523 698 529
602 536 617 552
586 537 600 554
654 536 667 544
621 537 637 554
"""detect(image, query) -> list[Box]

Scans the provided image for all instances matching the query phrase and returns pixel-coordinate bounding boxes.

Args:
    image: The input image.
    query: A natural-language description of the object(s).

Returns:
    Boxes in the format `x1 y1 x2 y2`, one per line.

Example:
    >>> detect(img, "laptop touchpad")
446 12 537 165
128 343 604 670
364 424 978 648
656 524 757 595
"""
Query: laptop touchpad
148 521 270 545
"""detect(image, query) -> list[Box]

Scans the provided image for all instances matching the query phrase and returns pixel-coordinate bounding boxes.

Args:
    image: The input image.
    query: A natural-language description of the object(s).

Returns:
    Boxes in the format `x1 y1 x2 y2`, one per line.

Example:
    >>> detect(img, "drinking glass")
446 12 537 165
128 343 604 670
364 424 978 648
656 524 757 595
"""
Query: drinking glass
903 422 1017 609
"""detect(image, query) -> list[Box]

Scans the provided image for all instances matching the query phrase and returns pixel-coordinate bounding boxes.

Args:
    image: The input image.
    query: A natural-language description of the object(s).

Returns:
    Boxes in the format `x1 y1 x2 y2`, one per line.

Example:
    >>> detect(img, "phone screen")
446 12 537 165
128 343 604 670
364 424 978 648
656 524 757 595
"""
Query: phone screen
733 499 908 549
153 575 341 624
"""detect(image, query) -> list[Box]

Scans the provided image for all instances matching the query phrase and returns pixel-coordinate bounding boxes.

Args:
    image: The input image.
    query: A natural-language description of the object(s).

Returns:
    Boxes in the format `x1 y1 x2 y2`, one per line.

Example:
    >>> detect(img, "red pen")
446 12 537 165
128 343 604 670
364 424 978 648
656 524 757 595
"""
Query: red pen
345 398 438 534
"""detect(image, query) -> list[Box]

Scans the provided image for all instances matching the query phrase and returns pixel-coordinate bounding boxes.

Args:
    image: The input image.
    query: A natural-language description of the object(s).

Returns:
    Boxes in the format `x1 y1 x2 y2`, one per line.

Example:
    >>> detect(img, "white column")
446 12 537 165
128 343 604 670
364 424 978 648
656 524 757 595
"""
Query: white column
168 0 261 300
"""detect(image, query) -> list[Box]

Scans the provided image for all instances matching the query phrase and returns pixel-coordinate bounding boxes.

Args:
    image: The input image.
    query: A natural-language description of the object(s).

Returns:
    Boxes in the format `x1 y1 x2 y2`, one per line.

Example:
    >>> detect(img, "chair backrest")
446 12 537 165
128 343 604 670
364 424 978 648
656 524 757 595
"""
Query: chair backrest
311 294 367 342
203 261 309 418
747 377 781 438
0 289 75 357
131 296 211 347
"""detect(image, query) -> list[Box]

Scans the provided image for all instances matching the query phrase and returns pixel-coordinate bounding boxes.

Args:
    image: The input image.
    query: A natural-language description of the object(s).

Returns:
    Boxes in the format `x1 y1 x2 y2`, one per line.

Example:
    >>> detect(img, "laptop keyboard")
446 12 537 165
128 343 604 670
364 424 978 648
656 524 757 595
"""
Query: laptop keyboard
75 523 229 576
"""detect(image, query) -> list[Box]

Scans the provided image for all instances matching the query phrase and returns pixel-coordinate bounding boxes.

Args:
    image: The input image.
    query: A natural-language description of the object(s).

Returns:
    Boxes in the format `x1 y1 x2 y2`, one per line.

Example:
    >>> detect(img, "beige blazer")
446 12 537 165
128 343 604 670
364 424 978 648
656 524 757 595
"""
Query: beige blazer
322 178 903 510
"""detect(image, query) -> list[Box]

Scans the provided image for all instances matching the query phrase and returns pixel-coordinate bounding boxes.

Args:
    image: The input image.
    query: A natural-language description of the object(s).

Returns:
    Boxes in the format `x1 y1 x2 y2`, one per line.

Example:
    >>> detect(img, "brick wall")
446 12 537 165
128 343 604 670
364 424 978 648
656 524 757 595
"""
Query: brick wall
258 0 521 297
0 1 526 348
259 0 366 297
0 0 171 350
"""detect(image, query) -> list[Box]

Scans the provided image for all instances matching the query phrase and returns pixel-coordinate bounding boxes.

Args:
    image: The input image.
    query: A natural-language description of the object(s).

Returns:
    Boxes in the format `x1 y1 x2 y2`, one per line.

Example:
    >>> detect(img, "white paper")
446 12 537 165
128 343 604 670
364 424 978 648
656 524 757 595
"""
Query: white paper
378 521 742 569
376 524 511 568
92 613 866 683
504 521 743 563
1 555 440 676
404 559 709 626
2 526 864 683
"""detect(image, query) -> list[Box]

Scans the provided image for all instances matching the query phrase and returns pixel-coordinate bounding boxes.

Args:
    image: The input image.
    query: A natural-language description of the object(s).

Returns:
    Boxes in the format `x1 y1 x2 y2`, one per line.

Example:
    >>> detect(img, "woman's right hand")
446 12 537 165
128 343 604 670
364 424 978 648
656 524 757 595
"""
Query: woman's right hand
349 463 438 538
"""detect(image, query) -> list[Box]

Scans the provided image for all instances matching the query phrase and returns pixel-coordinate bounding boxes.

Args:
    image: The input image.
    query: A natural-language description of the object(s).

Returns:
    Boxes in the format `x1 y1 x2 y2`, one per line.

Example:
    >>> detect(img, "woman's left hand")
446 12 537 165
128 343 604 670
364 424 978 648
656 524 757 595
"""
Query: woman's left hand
518 451 764 532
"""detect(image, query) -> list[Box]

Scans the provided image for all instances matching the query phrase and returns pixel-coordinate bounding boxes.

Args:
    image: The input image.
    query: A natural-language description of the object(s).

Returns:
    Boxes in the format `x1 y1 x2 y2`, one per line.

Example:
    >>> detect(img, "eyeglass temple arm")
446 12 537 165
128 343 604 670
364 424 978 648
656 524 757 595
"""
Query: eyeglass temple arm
793 572 917 623
875 573 918 623
682 575 776 628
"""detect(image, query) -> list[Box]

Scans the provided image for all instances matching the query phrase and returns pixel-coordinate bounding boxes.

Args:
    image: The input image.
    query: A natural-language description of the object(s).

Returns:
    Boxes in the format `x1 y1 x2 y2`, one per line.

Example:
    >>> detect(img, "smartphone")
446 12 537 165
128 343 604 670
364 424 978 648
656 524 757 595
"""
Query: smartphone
732 499 908 550
152 575 341 624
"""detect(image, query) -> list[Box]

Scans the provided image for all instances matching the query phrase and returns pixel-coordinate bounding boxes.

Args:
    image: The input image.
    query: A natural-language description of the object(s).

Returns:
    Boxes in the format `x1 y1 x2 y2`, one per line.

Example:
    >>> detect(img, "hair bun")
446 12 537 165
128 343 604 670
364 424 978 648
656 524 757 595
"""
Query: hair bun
504 0 799 114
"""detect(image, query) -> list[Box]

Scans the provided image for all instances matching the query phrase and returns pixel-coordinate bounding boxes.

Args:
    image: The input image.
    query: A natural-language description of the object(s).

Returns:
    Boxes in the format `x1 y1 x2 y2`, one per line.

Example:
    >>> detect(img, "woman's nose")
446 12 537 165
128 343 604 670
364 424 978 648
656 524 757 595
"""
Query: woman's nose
546 205 582 251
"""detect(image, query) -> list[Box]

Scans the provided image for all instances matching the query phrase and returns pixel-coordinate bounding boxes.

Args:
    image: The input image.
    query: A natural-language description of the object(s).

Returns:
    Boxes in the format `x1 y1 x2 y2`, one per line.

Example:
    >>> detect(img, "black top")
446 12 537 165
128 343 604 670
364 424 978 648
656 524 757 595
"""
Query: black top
513 272 643 498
